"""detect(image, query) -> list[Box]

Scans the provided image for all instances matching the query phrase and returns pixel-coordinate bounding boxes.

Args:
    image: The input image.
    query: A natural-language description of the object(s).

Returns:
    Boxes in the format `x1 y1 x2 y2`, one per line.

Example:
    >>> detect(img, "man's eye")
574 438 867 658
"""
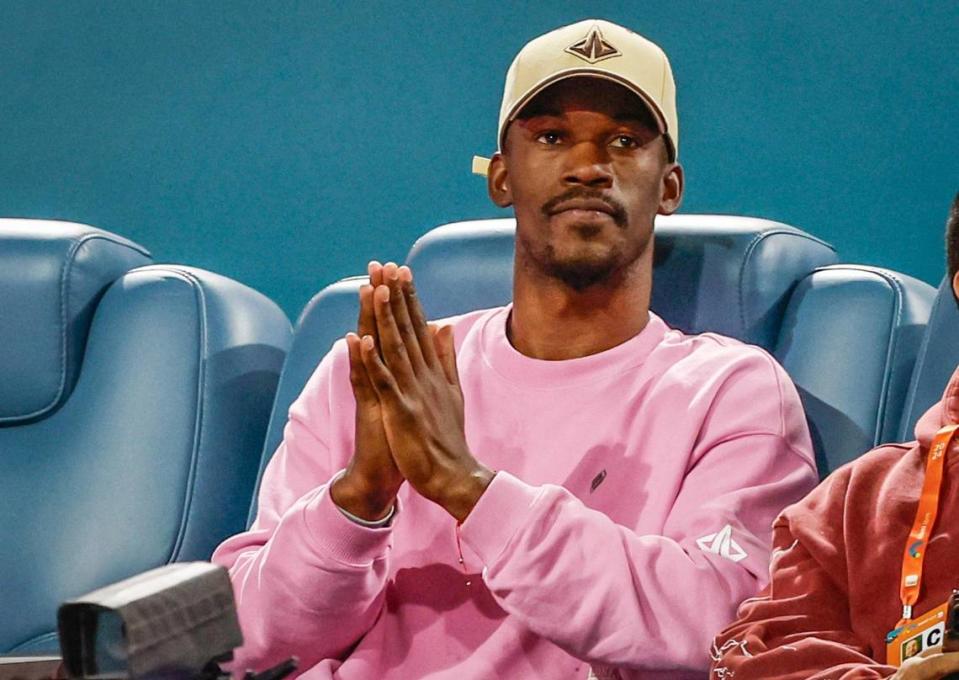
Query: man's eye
610 135 639 149
536 131 562 145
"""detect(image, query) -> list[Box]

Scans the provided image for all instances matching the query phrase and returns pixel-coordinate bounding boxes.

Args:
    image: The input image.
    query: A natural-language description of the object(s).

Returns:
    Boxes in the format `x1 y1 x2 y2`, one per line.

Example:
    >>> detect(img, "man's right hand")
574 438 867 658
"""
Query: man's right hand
330 261 405 521
892 647 959 680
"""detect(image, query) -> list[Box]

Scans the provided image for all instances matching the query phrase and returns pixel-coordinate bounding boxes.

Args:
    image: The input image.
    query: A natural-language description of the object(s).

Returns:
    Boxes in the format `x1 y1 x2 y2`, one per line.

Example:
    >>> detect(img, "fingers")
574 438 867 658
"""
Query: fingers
384 265 426 373
357 261 382 355
432 324 460 387
899 650 959 679
920 651 959 674
360 333 401 404
360 262 443 390
373 283 415 386
346 332 376 402
368 260 384 288
400 266 439 367
358 285 377 342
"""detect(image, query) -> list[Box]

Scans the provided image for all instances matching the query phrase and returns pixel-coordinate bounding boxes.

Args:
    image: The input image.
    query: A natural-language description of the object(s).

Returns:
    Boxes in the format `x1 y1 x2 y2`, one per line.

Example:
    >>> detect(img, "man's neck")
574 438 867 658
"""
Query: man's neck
508 264 652 361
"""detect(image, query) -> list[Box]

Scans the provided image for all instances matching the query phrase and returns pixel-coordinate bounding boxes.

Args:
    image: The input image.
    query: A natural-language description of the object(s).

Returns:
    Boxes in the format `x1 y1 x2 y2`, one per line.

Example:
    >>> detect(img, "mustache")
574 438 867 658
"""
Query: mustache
540 188 628 227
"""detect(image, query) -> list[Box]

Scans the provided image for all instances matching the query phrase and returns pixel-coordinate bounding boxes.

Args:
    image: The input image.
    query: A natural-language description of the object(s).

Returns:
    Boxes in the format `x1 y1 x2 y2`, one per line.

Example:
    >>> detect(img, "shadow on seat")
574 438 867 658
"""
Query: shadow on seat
897 277 959 441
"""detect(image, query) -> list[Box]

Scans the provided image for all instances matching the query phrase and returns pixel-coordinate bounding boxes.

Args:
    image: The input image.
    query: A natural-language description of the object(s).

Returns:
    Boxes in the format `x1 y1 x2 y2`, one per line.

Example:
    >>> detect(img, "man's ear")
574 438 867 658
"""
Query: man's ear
657 162 684 216
952 270 959 302
487 153 512 208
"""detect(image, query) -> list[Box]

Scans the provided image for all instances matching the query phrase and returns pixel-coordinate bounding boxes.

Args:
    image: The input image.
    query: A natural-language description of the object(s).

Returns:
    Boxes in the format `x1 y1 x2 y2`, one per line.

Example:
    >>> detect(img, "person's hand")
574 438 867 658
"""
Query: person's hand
891 646 959 679
360 265 494 521
330 261 405 521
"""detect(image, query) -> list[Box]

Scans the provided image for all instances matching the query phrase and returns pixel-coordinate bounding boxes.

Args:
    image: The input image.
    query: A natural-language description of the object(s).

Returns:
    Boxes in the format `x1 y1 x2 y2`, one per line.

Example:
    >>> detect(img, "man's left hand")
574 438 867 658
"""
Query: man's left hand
359 265 494 521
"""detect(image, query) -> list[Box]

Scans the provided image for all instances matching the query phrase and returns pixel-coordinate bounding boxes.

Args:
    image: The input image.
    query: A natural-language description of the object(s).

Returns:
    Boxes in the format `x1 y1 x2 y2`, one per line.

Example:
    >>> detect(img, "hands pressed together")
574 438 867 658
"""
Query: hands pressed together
330 261 495 523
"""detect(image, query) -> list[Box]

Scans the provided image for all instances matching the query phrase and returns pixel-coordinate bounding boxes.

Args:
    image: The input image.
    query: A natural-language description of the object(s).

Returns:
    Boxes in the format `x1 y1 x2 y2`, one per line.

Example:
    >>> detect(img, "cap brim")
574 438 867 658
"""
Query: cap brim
498 69 669 153
472 70 673 177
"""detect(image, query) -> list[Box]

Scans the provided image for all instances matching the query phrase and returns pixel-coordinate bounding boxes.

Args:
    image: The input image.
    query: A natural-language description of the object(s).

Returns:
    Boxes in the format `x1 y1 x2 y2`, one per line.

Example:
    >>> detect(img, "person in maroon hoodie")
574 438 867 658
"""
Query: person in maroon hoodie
710 193 959 680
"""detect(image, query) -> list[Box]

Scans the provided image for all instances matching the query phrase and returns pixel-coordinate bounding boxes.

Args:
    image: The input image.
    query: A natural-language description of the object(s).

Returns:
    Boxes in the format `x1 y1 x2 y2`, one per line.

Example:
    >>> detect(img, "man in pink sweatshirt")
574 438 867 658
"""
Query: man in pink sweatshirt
213 19 818 679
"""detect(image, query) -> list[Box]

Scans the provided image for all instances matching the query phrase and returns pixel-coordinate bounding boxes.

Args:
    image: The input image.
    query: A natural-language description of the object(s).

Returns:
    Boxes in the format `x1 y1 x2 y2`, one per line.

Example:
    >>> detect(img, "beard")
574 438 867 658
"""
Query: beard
525 187 637 291
537 244 622 291
517 228 651 292
516 191 650 292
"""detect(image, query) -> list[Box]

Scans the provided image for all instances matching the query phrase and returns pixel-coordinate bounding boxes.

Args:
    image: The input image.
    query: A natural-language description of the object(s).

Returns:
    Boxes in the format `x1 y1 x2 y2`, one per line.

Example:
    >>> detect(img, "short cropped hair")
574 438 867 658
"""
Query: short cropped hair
949 192 959 307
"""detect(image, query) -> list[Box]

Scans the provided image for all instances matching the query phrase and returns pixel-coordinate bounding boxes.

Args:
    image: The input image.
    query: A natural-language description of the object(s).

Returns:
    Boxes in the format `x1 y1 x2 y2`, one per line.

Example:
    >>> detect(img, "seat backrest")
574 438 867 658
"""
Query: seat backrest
250 214 840 517
898 278 959 440
0 220 292 654
0 220 152 423
252 215 938 521
773 266 935 475
252 276 366 525
406 215 839 349
406 217 938 476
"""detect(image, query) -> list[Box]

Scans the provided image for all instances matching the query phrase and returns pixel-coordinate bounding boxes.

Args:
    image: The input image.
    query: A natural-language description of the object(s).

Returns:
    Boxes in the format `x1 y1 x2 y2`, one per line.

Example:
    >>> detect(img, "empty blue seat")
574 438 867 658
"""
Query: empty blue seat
0 219 292 654
773 266 934 473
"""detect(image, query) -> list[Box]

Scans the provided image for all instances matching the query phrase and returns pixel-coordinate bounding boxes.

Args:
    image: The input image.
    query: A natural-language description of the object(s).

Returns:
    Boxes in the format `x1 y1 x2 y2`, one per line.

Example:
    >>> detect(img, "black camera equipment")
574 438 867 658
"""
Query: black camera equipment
57 562 295 680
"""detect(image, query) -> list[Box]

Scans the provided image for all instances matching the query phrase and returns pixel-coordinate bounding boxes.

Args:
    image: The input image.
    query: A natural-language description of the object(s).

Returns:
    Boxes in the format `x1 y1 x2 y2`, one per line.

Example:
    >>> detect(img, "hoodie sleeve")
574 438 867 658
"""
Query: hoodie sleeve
709 469 895 680
459 350 819 675
211 341 393 674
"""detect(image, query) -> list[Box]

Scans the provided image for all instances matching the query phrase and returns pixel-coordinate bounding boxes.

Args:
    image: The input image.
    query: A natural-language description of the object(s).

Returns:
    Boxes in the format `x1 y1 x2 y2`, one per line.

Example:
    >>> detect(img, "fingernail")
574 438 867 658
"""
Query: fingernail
362 335 374 349
399 266 412 282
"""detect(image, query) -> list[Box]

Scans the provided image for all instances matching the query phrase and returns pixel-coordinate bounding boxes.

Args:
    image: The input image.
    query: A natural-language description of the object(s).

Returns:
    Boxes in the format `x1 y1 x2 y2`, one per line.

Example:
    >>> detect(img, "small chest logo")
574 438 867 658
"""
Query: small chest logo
590 469 607 493
696 524 748 563
566 27 621 64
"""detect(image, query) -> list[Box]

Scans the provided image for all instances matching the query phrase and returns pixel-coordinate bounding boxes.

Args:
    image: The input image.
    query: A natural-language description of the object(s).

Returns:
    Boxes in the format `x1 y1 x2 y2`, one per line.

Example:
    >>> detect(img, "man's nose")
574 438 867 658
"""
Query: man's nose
562 142 613 188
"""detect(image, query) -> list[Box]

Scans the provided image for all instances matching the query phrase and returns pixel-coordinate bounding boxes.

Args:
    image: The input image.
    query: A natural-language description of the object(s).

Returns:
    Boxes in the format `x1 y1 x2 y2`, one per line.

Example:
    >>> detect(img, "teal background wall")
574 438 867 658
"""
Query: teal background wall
1 1 956 319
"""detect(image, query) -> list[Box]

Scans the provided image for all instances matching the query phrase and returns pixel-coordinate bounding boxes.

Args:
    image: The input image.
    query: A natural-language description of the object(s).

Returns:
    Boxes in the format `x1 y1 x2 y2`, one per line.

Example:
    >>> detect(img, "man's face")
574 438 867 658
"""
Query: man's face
489 77 683 291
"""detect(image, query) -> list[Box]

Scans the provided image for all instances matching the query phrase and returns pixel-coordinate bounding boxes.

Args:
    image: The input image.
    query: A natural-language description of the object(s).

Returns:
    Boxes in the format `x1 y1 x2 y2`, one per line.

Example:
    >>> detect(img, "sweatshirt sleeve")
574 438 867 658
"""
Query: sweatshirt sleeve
211 341 393 674
710 472 896 680
459 349 819 675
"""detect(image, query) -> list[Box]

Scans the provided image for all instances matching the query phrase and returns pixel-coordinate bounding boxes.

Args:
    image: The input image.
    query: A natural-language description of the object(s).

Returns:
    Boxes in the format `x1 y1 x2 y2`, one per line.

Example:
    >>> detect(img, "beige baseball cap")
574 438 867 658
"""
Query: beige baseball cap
472 19 678 176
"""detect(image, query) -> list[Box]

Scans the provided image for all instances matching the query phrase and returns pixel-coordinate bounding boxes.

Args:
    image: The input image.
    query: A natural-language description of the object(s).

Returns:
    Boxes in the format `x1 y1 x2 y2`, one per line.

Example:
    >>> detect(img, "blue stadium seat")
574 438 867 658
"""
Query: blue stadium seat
773 266 934 473
0 219 292 654
405 216 840 349
252 276 366 525
898 278 959 440
251 214 935 521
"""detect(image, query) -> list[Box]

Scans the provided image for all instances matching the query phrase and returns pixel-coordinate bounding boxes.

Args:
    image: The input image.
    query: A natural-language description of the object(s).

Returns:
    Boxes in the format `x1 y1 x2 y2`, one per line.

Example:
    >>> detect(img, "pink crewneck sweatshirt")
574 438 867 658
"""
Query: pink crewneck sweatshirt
213 306 817 679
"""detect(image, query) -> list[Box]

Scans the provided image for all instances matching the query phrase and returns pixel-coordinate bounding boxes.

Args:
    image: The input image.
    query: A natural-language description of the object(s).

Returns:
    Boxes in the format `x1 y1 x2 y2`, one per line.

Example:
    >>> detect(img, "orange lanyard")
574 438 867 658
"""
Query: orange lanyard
898 424 959 623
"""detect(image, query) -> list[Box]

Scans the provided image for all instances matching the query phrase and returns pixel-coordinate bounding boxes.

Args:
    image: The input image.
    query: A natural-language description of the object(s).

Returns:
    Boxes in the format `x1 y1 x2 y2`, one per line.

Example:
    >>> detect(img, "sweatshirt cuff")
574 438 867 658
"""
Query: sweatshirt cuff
459 471 542 566
301 479 395 567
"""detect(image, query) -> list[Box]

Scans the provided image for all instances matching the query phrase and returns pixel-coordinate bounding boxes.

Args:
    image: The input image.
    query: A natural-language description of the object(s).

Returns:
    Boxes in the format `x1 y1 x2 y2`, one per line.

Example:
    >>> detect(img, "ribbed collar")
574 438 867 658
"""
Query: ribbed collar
477 303 668 390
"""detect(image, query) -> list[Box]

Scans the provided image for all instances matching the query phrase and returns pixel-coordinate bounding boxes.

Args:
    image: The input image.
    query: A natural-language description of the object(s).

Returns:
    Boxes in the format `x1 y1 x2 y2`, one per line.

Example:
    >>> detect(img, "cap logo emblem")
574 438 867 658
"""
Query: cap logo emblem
566 26 621 64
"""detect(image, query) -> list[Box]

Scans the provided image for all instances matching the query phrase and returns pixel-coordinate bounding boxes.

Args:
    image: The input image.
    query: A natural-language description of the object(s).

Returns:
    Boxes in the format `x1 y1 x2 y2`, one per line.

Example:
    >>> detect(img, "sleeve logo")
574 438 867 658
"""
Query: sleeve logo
696 524 748 563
